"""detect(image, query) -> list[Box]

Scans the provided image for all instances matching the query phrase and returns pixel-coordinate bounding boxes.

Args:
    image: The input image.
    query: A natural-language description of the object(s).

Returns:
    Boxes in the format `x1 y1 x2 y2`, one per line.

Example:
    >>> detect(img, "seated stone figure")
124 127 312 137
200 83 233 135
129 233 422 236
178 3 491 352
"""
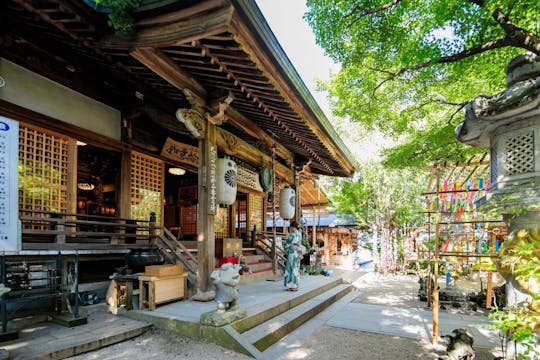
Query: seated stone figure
211 262 241 313
440 328 475 360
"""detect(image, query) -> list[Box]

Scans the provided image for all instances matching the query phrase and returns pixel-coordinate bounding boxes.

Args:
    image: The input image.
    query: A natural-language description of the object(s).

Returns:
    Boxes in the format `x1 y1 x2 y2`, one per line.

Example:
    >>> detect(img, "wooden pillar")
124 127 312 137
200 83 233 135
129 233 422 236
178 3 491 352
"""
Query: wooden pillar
312 208 317 248
294 172 301 224
119 149 132 219
196 122 217 293
432 164 441 344
486 271 493 309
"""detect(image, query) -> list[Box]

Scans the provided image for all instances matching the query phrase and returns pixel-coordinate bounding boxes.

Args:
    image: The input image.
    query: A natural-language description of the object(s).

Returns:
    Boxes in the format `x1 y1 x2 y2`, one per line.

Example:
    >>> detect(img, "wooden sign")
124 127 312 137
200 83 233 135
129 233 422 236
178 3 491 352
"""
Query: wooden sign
208 144 217 215
160 137 198 167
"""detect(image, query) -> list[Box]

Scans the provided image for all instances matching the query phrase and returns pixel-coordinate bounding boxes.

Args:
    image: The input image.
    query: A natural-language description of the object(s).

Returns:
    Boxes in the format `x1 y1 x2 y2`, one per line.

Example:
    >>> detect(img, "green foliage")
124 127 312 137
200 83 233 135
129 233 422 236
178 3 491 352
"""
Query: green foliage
322 161 427 228
321 161 428 272
305 0 539 168
94 0 142 36
489 227 540 359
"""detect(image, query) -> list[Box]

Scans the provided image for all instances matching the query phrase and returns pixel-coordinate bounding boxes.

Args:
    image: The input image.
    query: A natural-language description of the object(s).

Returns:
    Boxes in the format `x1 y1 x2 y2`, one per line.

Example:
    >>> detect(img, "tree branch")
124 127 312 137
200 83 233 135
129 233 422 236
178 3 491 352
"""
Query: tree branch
491 8 540 55
469 0 540 55
368 38 511 95
345 0 401 26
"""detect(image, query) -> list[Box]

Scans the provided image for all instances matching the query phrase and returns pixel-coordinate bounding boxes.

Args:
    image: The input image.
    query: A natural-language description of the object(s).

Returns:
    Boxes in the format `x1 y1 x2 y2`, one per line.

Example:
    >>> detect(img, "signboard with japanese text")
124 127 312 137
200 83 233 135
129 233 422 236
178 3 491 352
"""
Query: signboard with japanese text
160 137 198 168
0 116 20 251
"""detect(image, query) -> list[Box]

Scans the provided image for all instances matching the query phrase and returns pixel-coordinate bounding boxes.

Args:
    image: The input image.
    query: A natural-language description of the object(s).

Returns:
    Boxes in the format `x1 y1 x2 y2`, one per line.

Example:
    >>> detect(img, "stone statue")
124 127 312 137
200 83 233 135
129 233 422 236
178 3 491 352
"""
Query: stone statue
211 262 241 313
439 328 475 360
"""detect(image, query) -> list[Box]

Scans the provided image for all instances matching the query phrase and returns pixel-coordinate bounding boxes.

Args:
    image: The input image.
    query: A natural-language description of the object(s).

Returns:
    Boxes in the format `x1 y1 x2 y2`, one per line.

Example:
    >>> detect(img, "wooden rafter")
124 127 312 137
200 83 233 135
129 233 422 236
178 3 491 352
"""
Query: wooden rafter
131 47 208 106
192 39 334 173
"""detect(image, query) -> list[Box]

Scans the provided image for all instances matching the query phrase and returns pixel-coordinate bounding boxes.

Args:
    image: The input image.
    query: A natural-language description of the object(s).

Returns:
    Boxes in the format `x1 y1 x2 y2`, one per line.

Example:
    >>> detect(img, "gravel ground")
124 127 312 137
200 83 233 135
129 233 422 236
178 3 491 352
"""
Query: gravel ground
69 271 502 360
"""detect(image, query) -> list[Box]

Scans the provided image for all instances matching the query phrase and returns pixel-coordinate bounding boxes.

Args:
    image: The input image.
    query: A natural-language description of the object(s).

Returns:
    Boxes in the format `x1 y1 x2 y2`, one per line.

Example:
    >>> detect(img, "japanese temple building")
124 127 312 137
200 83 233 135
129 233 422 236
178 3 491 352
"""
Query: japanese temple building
0 0 356 297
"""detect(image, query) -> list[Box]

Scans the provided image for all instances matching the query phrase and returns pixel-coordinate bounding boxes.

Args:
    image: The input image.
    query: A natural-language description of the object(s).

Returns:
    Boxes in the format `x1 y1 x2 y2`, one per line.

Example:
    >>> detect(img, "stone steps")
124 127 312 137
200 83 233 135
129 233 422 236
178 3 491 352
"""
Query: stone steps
242 283 352 351
3 307 151 360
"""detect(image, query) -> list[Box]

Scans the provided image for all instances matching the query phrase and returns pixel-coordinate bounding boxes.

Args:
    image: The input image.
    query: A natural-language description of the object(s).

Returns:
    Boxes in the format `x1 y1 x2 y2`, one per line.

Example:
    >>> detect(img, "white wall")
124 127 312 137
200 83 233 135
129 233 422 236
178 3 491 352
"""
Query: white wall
0 58 121 140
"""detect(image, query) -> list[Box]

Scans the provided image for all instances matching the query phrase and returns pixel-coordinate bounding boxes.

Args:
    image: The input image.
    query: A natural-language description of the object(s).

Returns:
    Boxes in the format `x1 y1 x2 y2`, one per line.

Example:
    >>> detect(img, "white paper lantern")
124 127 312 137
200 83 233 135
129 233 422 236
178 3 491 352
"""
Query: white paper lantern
217 157 237 205
279 186 295 220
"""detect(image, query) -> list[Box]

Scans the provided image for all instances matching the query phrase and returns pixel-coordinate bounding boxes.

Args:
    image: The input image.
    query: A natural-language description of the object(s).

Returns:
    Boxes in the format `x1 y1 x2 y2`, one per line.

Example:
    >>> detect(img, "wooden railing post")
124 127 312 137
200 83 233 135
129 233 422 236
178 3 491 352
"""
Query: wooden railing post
149 212 157 245
54 214 65 244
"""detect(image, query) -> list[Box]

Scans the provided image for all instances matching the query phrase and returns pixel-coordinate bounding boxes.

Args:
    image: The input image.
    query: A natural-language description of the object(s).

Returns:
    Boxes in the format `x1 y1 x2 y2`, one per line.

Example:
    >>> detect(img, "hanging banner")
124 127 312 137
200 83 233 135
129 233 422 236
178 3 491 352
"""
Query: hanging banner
160 137 198 168
0 116 20 251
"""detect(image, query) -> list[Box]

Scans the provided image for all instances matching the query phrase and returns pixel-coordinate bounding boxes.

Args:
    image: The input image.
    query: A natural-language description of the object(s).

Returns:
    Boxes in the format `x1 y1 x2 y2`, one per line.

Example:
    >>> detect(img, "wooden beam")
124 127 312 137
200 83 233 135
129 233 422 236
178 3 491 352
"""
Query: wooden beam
100 6 234 49
216 127 294 184
131 47 207 105
137 0 228 28
225 107 293 164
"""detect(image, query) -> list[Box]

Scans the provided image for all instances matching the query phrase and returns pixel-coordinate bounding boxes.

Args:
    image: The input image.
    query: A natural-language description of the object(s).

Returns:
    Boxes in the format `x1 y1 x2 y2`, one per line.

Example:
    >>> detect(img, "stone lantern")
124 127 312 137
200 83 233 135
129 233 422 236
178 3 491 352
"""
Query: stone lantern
456 52 540 228
455 53 540 349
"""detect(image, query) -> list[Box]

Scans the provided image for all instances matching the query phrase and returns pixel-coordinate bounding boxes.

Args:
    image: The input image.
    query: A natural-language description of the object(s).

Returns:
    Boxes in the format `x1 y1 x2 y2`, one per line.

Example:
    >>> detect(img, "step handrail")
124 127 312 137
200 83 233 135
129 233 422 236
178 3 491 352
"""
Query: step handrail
153 226 198 287
256 236 286 270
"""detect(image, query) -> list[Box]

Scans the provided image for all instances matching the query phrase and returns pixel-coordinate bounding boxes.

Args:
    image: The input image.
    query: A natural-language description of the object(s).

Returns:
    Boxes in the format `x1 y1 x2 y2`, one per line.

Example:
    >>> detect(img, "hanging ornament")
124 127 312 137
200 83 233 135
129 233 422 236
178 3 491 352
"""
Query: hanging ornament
216 157 237 205
279 186 295 220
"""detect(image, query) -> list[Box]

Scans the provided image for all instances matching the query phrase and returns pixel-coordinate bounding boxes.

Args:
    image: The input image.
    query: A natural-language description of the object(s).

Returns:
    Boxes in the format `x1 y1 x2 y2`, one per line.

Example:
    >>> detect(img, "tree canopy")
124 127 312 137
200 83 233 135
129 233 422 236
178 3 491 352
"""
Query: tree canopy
305 0 539 168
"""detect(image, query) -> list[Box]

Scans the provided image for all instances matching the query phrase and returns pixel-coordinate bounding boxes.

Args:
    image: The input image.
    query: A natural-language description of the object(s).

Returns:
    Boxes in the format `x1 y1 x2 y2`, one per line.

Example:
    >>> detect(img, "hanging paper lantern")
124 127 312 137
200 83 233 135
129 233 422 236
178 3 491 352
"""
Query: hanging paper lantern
216 157 237 205
279 186 295 220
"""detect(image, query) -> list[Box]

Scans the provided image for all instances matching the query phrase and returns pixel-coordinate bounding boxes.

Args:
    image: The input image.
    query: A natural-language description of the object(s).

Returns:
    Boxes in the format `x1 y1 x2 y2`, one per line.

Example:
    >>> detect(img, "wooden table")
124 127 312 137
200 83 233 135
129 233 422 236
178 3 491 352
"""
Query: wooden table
139 273 188 310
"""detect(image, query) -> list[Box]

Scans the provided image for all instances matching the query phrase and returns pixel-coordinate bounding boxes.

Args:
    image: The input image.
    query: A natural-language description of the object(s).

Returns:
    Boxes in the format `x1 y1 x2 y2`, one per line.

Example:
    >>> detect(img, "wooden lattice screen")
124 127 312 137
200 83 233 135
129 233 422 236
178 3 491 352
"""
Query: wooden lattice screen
249 194 264 234
215 206 230 238
130 151 163 222
237 197 247 233
180 205 198 236
18 124 70 214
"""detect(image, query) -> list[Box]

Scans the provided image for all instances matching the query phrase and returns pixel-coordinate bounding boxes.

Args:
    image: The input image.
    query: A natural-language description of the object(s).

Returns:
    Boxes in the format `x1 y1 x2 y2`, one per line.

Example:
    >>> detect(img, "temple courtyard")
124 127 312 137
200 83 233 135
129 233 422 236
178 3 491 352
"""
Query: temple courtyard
2 266 503 360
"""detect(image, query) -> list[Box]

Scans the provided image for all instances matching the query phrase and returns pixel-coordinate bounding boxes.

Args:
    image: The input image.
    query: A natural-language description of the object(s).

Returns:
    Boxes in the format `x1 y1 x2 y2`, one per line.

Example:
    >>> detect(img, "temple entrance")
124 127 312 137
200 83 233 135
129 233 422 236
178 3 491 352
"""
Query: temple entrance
76 143 120 217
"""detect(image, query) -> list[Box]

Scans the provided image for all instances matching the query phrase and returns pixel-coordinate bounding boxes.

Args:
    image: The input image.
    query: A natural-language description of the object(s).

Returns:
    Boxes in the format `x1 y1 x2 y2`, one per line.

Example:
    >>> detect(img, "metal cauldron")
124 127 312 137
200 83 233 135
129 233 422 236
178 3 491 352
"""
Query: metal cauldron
125 249 164 272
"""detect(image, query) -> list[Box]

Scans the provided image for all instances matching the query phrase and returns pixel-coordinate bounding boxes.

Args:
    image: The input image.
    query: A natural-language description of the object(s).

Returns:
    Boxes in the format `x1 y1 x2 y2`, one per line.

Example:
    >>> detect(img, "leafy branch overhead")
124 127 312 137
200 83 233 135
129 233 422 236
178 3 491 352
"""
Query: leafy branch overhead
94 0 142 36
305 0 539 168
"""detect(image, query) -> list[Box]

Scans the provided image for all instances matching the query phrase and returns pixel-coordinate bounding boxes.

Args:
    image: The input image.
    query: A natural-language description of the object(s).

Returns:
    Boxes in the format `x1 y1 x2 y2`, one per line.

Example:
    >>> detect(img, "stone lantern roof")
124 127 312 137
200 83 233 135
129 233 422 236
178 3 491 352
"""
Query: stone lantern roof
455 53 540 148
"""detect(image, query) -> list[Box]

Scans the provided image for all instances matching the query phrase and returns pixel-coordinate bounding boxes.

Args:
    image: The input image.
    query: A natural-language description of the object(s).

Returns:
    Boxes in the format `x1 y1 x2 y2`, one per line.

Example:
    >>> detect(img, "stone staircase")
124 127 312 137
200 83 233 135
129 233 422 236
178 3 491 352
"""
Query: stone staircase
125 275 354 359
233 280 352 353
238 252 277 284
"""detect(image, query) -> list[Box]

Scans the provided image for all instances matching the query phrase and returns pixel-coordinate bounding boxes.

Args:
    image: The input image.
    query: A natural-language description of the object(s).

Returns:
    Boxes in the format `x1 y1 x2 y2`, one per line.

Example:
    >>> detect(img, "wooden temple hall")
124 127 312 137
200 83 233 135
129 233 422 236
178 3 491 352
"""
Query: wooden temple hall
0 0 356 307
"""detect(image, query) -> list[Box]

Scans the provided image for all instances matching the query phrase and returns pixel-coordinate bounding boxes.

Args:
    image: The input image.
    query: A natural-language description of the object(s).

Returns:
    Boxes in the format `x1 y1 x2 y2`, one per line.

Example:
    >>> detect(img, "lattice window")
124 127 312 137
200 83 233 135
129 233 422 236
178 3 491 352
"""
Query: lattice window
504 132 534 176
130 152 163 222
249 194 264 234
215 206 230 238
236 196 247 231
18 124 69 214
180 205 197 236
490 147 497 185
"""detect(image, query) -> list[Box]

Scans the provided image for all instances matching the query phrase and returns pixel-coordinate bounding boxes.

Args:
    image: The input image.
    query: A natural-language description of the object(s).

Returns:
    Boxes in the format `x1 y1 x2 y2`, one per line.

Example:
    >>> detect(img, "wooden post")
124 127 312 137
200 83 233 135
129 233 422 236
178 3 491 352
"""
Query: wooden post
486 271 493 309
294 171 301 224
432 164 441 344
312 207 317 248
196 121 216 293
119 149 132 223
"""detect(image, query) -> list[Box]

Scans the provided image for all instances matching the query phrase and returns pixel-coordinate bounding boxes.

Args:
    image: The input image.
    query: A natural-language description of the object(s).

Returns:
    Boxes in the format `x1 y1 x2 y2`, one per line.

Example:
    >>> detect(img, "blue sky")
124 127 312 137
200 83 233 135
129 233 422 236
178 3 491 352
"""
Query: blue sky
255 0 339 118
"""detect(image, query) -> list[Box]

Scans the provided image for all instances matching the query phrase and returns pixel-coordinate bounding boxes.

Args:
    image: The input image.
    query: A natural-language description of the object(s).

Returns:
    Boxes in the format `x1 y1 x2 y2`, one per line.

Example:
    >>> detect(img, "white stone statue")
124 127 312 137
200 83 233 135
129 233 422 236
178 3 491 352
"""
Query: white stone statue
211 262 241 313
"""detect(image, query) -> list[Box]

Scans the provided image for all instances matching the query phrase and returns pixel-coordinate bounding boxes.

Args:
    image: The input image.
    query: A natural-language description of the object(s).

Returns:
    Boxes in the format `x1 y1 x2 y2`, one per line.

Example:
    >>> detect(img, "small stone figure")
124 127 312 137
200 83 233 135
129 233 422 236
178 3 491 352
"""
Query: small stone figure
211 262 241 313
439 328 475 360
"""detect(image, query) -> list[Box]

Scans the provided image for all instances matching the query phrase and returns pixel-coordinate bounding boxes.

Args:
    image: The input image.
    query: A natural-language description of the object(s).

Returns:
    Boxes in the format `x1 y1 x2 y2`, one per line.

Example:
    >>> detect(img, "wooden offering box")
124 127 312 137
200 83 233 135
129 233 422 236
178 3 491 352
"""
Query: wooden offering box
139 272 188 310
144 264 183 277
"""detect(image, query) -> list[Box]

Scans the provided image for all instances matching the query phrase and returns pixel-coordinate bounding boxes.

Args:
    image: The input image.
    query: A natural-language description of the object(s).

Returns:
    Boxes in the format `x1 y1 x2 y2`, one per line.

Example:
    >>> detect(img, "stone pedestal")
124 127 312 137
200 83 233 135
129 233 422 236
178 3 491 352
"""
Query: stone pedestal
200 307 247 327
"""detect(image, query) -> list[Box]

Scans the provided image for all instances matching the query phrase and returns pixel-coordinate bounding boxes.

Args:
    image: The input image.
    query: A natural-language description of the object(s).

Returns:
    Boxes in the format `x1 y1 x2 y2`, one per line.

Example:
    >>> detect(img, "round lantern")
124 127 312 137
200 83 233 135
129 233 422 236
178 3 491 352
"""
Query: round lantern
279 186 295 220
217 157 237 205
